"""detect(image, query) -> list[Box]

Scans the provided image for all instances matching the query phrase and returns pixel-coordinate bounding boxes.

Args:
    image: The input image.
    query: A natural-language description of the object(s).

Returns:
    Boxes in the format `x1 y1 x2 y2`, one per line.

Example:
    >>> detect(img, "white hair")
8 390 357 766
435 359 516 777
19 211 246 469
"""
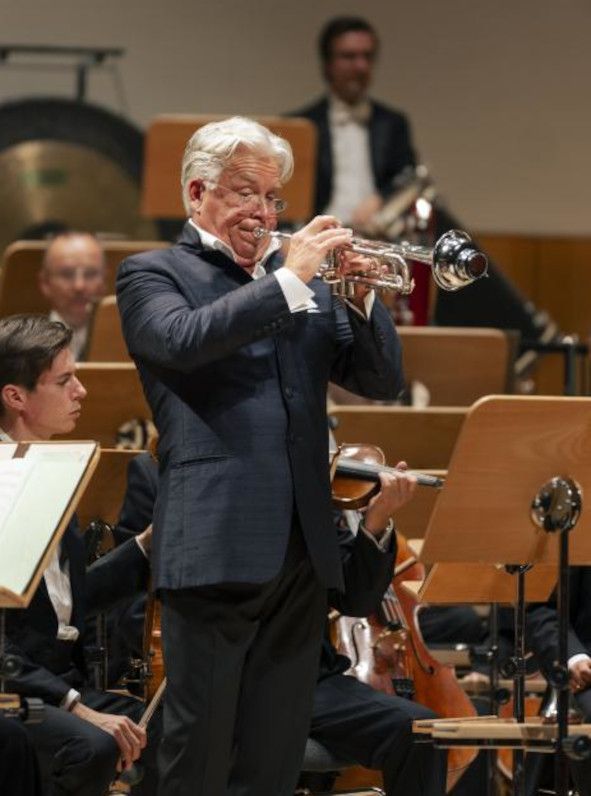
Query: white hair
180 116 294 214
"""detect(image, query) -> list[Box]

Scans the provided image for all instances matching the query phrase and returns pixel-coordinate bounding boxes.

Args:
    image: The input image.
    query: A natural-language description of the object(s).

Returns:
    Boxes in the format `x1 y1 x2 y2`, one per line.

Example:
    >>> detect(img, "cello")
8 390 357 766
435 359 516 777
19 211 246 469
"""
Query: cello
330 443 478 791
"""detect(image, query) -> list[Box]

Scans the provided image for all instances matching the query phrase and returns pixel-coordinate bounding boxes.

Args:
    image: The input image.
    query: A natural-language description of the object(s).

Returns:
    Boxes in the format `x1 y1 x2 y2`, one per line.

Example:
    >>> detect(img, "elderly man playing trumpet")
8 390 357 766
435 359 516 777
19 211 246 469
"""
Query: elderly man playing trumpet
116 116 404 796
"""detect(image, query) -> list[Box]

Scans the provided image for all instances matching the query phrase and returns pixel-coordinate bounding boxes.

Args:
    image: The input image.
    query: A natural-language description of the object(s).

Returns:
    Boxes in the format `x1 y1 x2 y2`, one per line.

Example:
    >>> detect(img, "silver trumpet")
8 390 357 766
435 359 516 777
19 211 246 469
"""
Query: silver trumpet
253 227 488 298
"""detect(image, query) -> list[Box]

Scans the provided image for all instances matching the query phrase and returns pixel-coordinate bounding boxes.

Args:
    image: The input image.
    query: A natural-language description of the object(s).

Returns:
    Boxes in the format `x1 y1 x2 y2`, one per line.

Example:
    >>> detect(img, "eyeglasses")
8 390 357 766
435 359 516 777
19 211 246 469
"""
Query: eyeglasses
207 182 287 214
47 267 104 284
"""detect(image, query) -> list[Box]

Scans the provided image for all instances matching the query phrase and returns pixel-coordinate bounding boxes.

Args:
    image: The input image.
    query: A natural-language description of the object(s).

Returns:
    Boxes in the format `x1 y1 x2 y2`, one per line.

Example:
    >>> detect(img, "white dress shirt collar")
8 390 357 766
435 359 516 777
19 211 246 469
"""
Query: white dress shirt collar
188 219 281 276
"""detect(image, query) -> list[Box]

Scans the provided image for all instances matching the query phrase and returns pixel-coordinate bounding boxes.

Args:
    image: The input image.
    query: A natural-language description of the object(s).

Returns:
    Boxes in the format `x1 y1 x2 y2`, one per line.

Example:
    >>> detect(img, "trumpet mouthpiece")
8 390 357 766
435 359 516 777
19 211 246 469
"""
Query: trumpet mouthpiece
252 227 268 239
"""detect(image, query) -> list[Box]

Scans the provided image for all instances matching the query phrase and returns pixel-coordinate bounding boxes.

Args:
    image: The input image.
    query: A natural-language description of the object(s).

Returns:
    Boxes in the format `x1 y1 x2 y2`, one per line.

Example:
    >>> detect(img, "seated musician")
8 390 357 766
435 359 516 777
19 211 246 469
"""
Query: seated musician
526 572 591 796
109 449 447 795
0 716 43 796
0 314 160 796
38 231 107 360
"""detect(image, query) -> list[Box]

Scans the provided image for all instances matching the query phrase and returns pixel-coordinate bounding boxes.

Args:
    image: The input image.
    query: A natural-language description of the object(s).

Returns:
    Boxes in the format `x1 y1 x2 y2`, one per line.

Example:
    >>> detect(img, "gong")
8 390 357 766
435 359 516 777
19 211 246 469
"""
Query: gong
0 98 159 252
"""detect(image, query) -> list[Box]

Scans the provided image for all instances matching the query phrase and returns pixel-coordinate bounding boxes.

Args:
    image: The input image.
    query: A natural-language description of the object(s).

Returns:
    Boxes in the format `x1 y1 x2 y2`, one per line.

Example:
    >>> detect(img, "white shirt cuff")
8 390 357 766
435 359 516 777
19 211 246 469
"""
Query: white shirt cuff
274 267 317 313
344 290 375 320
135 535 149 559
359 518 394 551
60 688 81 711
568 653 591 669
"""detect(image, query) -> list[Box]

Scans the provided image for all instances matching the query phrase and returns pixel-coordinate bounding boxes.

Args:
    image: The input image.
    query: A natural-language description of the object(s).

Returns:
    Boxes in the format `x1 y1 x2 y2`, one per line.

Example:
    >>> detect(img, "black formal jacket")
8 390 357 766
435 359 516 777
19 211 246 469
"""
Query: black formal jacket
527 567 591 677
5 522 149 706
114 452 159 545
292 96 417 216
110 452 396 683
116 223 403 592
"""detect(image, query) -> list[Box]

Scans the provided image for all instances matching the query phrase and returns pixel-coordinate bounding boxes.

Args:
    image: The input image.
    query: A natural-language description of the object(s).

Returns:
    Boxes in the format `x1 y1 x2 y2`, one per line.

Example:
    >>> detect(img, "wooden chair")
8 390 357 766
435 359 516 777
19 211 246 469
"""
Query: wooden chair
76 448 138 530
61 363 151 447
397 326 513 406
141 115 317 224
0 239 167 317
329 406 467 471
85 295 129 362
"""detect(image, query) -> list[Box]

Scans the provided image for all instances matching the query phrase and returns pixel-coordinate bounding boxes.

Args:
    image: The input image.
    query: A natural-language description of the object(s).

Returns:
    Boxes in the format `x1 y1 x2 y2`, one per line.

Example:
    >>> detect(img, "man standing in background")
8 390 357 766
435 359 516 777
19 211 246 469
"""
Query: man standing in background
294 16 417 229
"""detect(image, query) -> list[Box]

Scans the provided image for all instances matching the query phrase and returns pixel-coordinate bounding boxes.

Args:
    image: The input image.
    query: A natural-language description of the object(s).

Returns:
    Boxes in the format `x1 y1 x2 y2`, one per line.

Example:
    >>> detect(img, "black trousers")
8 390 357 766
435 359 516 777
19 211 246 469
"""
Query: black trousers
308 674 447 796
0 715 43 796
158 524 328 796
23 688 161 796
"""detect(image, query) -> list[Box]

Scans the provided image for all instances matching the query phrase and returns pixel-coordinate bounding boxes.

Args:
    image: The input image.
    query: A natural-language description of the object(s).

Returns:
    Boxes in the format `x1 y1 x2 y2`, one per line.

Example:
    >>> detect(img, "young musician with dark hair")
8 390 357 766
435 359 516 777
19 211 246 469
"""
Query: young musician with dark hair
0 314 159 796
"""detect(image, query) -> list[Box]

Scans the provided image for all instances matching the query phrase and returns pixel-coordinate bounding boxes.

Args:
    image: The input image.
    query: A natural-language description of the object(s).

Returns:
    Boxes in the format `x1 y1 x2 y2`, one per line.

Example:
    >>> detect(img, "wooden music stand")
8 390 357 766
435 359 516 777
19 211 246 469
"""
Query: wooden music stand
420 396 591 567
413 562 556 605
141 114 317 224
418 395 591 796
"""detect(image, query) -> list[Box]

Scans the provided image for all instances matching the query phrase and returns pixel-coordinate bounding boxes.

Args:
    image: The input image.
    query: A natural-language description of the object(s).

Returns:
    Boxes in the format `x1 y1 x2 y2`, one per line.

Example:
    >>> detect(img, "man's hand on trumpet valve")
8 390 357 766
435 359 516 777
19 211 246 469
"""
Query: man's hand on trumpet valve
283 215 352 283
336 248 383 311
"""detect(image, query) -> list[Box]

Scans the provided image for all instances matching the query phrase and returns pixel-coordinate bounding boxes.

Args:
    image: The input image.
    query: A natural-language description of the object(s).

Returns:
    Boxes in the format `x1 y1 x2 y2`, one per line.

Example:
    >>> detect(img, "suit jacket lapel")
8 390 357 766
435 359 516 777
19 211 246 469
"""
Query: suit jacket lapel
176 221 253 286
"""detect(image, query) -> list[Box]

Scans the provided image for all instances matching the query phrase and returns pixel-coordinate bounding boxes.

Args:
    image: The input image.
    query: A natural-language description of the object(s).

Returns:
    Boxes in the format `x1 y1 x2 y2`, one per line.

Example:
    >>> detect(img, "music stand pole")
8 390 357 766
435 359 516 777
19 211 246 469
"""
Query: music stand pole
531 477 583 796
504 565 531 796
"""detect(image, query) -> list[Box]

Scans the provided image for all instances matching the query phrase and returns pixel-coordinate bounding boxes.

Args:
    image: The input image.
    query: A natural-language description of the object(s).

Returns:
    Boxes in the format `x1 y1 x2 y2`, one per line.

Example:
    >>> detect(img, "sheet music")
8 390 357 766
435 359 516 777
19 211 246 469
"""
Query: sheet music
0 443 17 461
0 459 33 537
0 442 96 600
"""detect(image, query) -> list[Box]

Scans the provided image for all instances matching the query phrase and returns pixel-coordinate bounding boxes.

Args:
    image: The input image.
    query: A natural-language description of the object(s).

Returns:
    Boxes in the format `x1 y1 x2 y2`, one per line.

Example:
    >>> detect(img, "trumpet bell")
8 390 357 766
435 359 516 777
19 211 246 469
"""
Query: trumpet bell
431 230 488 292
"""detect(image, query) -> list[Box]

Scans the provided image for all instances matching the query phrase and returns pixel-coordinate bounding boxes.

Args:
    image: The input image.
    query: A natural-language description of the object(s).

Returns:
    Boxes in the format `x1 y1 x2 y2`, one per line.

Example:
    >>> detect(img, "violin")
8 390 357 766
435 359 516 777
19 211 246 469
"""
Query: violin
330 522 478 792
330 443 443 510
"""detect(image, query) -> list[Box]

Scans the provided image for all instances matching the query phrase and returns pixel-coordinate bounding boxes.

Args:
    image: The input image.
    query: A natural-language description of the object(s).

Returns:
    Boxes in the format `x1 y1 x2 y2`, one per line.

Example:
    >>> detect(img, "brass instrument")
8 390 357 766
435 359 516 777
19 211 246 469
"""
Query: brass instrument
253 227 487 298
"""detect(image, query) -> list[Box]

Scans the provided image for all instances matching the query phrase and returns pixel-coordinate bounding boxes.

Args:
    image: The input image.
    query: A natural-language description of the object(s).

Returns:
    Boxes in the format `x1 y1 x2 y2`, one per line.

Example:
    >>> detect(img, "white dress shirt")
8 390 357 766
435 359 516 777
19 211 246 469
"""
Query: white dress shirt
323 94 377 224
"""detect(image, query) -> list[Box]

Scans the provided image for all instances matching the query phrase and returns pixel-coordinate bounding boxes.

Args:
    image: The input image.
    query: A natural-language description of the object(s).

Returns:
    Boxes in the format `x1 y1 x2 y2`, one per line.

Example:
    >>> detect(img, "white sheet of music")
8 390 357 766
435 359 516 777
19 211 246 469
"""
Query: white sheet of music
0 459 33 537
0 442 96 599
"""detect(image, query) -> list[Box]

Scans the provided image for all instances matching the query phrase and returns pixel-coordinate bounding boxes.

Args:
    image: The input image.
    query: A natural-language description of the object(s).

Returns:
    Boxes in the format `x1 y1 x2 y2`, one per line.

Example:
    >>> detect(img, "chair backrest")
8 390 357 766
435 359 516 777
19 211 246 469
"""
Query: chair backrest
0 239 167 317
329 406 467 470
85 295 130 362
60 362 151 447
76 448 138 530
141 114 317 223
394 470 445 539
397 326 512 406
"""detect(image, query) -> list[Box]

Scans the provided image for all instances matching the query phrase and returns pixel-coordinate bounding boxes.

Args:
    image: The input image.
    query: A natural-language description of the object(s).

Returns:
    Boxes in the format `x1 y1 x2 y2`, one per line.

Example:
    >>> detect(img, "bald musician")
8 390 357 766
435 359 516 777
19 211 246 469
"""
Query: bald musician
39 232 106 359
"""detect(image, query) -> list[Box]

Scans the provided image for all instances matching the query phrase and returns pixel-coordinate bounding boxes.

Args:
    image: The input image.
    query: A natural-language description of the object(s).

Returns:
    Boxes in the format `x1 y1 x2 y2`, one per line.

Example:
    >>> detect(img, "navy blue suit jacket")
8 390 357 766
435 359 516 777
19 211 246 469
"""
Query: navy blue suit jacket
292 96 417 216
116 223 403 591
